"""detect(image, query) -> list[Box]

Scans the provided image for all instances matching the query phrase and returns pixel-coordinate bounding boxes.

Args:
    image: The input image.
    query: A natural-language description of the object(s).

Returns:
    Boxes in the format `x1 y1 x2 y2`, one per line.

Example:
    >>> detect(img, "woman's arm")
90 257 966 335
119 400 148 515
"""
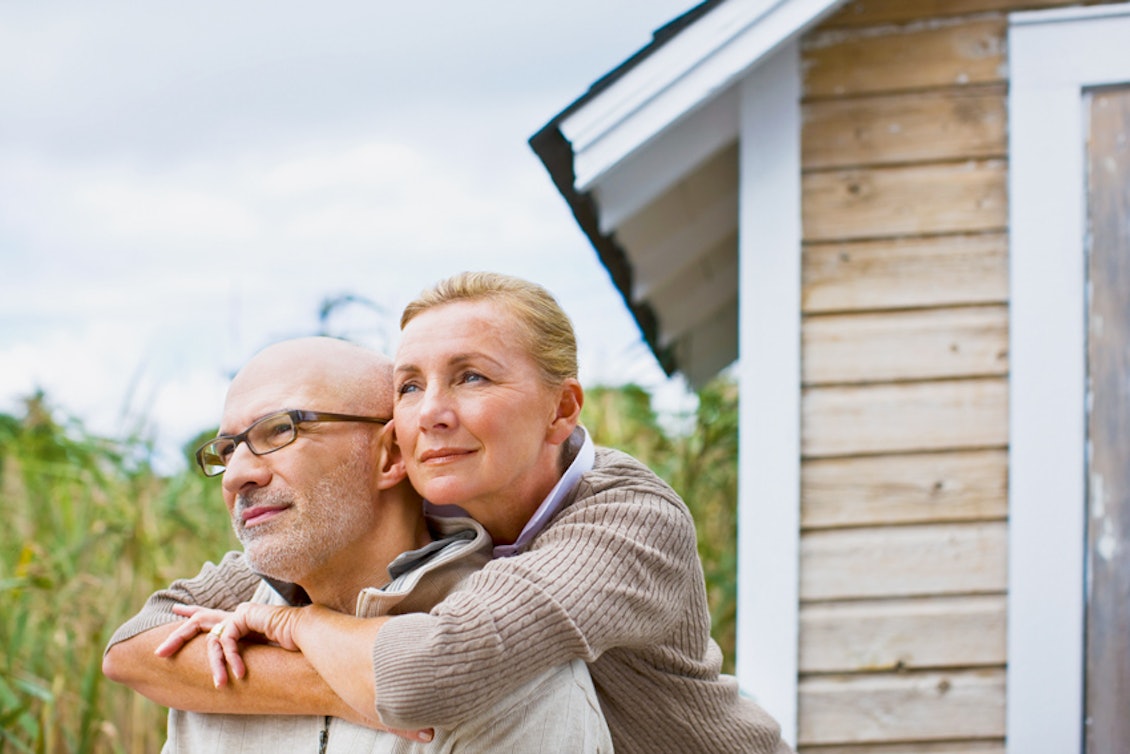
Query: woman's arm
201 603 391 722
372 453 704 729
102 621 370 723
102 552 381 727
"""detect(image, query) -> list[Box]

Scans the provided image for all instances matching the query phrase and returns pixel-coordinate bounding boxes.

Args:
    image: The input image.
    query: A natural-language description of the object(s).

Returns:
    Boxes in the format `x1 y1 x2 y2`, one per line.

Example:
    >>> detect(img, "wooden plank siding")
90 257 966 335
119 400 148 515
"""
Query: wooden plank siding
1084 85 1130 754
800 595 1006 673
799 669 1006 745
802 449 1008 530
803 85 1007 170
802 378 1008 458
802 233 1009 313
819 0 1109 27
799 742 1003 754
803 305 1008 385
792 1 1050 749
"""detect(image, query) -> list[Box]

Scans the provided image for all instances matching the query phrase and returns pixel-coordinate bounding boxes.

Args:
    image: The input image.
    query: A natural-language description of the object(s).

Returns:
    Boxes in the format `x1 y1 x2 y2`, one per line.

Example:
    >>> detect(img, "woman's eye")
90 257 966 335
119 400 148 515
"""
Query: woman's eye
460 372 485 384
396 382 419 396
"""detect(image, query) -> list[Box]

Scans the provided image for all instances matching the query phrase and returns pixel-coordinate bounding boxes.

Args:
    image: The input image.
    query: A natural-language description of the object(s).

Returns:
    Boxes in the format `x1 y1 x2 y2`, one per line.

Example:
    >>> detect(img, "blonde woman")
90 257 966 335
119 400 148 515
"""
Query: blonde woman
195 273 789 754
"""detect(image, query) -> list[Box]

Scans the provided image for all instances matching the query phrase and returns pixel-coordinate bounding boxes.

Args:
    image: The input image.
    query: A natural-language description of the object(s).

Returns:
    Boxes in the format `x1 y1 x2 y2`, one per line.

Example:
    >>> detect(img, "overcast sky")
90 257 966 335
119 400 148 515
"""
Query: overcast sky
0 0 700 469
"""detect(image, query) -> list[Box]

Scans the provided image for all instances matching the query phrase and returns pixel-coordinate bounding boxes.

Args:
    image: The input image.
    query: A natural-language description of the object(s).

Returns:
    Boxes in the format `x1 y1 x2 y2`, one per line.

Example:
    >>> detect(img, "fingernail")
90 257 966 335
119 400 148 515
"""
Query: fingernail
418 730 433 743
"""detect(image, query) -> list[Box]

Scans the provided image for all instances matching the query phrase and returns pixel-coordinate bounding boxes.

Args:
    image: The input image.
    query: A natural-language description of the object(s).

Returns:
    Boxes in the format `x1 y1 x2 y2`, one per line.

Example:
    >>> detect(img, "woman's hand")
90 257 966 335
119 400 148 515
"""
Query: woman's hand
153 605 236 659
204 602 305 688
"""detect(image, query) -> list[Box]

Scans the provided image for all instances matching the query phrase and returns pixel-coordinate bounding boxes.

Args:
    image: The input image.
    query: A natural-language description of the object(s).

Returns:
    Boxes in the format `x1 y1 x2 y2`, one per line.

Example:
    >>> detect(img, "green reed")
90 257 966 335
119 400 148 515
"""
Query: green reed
1 396 232 754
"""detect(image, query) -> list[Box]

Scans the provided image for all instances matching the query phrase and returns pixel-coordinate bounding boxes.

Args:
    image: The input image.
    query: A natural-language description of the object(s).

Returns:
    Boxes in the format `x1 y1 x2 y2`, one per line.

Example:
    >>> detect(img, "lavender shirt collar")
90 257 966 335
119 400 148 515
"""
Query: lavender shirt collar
492 426 594 559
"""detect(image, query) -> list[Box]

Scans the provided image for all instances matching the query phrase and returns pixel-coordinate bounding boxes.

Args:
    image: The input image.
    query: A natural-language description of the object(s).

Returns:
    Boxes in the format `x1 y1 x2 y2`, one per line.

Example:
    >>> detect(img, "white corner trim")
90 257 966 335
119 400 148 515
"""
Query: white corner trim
1007 6 1130 754
737 39 800 748
561 0 843 192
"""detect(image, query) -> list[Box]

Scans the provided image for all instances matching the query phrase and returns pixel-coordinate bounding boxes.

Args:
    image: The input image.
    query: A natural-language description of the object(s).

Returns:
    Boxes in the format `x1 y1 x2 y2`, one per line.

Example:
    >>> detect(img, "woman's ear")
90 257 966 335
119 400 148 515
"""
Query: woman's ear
376 421 408 490
546 379 583 445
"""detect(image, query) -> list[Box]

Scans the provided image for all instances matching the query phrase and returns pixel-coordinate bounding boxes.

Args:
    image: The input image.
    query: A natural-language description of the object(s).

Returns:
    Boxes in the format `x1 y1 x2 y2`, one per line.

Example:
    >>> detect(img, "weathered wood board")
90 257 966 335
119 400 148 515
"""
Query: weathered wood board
802 449 1008 529
1084 84 1130 754
803 160 1007 242
794 741 1003 754
802 233 1008 313
821 0 1108 28
804 18 1007 98
800 594 1006 673
803 86 1006 169
798 669 1006 744
802 378 1008 458
803 305 1008 385
800 521 1007 600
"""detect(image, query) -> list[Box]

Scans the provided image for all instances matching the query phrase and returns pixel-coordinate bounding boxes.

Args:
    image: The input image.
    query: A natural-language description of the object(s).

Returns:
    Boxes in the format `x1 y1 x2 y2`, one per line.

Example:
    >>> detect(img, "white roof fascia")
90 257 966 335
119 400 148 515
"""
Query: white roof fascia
591 86 739 235
560 0 843 193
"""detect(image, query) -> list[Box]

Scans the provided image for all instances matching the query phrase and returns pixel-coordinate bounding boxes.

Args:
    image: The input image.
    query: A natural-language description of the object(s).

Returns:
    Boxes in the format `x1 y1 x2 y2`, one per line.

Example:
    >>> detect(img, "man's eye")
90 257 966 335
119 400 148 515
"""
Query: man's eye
217 442 236 461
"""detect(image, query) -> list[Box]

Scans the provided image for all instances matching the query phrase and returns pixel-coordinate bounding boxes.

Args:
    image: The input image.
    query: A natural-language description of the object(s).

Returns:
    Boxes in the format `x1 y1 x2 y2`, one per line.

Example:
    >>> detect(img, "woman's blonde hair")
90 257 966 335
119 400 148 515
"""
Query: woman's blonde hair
401 272 578 385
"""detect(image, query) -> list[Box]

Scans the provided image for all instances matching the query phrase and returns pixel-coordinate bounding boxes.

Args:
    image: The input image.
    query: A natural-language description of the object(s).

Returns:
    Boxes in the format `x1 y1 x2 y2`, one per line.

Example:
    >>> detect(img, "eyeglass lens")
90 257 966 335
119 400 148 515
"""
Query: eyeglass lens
198 412 299 476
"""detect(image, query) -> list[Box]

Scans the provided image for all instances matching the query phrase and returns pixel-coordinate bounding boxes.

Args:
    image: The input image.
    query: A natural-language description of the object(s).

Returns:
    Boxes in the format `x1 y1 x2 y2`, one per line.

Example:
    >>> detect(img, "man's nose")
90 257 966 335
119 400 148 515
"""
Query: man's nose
221 441 271 494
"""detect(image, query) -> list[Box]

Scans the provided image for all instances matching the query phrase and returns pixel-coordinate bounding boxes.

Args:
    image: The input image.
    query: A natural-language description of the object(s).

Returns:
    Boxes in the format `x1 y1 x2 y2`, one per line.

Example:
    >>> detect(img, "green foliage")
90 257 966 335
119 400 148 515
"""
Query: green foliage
1 393 234 754
582 377 739 673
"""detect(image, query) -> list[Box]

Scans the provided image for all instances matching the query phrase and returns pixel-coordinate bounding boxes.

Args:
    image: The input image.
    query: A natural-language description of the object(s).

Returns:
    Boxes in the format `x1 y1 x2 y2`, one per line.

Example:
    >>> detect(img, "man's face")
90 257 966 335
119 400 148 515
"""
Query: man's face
218 393 383 584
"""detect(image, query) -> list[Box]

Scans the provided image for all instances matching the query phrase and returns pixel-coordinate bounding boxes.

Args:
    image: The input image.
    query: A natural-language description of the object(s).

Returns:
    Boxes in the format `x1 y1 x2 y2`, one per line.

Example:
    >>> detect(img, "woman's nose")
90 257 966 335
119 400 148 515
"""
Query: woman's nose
416 384 455 430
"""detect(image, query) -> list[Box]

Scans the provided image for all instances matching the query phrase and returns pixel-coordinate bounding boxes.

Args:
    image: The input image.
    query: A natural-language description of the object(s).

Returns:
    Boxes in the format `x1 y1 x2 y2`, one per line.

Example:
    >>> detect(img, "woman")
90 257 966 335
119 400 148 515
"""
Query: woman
210 272 789 754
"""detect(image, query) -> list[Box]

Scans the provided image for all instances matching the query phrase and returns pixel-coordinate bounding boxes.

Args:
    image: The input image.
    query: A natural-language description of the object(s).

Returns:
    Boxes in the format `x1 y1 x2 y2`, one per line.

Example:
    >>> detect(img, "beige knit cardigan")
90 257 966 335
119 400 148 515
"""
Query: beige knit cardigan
372 447 790 754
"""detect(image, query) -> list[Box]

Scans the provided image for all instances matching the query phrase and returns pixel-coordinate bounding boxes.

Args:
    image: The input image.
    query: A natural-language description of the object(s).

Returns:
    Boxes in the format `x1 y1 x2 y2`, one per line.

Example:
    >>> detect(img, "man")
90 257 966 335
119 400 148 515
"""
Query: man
102 337 611 753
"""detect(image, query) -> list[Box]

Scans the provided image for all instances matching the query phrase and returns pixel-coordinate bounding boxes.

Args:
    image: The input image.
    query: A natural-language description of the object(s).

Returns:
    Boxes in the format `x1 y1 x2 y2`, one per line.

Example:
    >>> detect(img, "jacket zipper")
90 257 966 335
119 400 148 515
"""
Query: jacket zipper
317 715 330 754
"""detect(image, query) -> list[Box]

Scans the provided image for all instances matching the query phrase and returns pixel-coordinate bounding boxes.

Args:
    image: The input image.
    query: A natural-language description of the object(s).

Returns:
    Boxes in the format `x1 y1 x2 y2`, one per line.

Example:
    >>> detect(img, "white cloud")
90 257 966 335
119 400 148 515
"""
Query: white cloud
0 0 698 471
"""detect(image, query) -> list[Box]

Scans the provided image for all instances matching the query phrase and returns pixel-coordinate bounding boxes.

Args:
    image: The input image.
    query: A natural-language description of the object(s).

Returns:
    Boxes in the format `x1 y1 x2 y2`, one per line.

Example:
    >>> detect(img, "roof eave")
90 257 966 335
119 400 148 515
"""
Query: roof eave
528 123 678 377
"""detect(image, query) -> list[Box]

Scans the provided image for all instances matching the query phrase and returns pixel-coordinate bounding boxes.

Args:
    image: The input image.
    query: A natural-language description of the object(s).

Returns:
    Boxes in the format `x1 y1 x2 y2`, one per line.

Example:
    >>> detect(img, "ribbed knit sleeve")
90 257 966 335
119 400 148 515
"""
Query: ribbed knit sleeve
105 551 262 652
372 447 789 754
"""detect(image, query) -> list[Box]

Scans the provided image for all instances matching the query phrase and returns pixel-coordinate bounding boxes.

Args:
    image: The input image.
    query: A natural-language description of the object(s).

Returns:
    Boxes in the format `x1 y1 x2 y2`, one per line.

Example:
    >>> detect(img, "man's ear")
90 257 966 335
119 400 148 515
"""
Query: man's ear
376 421 408 490
546 379 583 445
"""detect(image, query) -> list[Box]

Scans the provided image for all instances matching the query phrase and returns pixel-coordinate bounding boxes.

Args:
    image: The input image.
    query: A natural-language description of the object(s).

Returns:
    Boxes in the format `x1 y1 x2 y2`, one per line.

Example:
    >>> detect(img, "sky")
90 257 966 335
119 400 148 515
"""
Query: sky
0 0 700 470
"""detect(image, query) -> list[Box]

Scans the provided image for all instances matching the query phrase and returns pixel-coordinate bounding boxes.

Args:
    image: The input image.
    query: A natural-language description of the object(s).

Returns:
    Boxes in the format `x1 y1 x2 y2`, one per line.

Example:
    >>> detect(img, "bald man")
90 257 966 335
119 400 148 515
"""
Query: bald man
103 337 611 753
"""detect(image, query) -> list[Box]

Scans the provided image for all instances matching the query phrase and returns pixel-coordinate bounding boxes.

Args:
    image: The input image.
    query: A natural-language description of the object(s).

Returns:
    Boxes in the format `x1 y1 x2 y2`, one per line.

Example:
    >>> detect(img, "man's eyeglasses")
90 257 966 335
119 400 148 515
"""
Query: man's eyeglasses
194 409 389 477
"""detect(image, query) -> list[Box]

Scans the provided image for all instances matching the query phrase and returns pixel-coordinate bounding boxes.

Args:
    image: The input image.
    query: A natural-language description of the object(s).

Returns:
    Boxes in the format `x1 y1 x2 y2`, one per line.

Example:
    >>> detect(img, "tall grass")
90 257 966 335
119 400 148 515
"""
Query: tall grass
1 393 233 754
3 378 739 752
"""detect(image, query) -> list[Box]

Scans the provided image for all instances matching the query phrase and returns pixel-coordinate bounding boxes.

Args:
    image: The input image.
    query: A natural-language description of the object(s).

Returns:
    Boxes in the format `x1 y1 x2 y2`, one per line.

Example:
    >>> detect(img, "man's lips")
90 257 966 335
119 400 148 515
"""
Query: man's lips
241 505 289 527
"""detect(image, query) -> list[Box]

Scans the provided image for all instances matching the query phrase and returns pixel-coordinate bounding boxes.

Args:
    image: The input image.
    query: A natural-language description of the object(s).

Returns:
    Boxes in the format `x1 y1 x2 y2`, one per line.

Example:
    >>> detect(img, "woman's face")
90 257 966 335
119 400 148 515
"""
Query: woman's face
393 299 577 535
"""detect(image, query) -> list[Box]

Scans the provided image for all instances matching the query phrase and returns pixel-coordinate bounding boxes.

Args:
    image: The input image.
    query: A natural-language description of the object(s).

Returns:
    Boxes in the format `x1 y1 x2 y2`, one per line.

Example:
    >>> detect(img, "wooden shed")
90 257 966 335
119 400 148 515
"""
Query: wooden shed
530 1 1130 751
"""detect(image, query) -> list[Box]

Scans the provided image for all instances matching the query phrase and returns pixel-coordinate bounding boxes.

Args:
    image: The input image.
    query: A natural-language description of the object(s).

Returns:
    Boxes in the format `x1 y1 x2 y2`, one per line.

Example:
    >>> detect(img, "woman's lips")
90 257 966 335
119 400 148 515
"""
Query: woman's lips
419 447 474 464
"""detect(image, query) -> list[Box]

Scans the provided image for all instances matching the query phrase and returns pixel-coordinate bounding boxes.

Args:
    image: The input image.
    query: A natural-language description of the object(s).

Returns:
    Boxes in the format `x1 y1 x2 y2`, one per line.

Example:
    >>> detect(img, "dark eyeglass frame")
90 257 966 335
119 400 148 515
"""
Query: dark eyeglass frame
194 409 389 477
